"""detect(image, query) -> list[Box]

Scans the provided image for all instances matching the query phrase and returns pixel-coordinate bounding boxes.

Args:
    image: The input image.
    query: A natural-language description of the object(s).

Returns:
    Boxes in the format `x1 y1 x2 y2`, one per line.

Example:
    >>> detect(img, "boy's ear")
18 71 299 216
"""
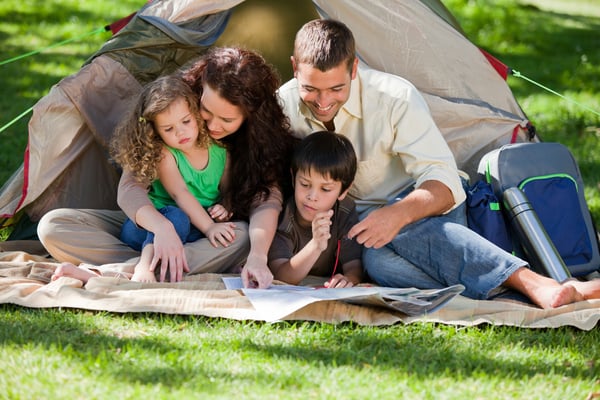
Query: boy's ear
338 186 351 201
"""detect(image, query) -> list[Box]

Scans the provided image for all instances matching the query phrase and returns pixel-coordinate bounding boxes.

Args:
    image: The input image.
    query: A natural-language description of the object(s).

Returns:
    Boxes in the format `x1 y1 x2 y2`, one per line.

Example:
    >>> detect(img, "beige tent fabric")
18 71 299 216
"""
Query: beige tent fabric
0 56 137 220
0 0 239 220
140 0 244 23
1 251 599 330
313 0 533 179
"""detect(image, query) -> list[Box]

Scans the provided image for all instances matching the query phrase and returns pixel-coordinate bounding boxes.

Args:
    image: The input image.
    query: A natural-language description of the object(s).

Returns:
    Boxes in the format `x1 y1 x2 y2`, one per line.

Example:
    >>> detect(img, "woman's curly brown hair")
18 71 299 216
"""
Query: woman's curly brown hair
110 75 208 186
182 47 297 220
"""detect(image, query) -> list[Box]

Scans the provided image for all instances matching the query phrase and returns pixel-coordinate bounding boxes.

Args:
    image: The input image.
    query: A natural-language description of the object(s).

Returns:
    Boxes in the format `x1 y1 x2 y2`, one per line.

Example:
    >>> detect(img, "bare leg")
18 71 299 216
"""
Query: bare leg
504 267 583 309
51 262 100 283
131 245 157 283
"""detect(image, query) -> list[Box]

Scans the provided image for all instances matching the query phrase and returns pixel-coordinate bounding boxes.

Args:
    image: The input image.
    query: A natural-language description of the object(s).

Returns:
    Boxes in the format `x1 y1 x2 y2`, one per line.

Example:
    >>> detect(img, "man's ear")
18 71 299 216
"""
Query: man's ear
350 57 358 80
291 56 297 76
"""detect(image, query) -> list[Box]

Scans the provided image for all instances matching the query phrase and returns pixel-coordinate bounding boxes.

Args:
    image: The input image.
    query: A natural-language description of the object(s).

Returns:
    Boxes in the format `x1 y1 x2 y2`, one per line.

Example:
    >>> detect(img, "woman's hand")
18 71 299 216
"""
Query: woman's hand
241 253 273 288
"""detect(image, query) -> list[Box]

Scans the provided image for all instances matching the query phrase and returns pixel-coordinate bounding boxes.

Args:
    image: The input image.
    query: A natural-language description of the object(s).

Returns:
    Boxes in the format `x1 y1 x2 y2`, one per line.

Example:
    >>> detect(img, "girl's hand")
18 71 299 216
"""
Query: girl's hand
206 222 237 247
208 204 233 222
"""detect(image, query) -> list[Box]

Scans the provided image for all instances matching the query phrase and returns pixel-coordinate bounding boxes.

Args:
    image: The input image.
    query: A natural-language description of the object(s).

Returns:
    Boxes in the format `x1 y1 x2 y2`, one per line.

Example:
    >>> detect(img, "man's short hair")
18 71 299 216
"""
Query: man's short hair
293 19 356 72
292 131 357 193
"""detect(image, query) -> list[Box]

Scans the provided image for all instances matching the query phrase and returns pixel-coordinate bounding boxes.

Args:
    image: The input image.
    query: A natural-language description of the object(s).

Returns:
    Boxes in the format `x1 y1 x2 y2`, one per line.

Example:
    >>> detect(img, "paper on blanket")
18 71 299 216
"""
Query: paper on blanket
222 276 315 291
242 284 465 322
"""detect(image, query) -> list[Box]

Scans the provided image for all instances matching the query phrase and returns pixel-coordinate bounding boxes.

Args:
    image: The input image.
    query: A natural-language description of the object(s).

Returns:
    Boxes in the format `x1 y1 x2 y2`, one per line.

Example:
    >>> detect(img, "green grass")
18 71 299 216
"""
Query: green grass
1 1 600 399
1 305 599 399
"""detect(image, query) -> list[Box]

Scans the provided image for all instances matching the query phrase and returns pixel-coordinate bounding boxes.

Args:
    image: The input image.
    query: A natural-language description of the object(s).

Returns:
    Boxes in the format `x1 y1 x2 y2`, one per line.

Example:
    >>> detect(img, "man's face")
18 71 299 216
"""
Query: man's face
293 58 357 124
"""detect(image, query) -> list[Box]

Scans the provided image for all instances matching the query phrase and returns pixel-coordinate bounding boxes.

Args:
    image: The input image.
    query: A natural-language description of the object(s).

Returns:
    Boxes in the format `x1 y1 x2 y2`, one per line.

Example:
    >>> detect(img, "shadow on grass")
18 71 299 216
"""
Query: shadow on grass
1 304 599 388
239 322 600 382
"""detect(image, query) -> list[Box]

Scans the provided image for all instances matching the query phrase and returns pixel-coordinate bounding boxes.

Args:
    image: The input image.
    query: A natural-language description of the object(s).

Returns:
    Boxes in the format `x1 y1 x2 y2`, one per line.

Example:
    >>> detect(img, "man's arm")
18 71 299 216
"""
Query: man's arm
347 180 454 249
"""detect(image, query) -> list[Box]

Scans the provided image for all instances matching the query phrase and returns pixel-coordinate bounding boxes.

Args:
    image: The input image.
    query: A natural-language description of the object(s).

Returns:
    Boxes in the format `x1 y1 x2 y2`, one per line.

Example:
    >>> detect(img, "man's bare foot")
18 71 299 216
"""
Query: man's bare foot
563 279 600 301
504 267 585 309
524 283 583 309
51 262 99 283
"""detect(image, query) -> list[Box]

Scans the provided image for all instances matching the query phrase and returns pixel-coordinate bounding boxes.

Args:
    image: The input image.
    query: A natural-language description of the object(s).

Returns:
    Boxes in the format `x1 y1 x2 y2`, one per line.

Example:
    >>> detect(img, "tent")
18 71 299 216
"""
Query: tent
0 0 534 242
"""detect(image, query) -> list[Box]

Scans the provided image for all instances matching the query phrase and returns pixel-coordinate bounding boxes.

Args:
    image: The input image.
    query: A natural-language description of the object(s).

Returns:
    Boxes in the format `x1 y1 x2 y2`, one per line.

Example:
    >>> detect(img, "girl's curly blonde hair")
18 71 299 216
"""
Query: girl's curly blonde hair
110 74 208 185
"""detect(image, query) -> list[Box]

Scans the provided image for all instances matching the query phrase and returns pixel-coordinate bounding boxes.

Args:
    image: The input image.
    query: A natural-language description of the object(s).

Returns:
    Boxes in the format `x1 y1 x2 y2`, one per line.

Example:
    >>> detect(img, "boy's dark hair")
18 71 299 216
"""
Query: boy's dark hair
292 131 357 193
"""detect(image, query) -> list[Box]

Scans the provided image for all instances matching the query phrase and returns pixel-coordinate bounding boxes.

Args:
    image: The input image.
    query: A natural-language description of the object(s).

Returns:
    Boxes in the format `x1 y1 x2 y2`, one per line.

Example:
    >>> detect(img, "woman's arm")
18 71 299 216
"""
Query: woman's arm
240 188 283 288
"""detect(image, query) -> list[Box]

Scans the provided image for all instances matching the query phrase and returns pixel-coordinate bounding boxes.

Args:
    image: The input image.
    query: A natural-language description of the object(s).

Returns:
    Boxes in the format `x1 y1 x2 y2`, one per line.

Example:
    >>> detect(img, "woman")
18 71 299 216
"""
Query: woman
39 47 297 288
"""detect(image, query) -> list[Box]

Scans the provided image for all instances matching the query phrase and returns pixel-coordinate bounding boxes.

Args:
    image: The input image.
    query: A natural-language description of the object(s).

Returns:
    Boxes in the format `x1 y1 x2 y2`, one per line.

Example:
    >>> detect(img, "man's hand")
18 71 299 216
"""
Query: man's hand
347 205 404 249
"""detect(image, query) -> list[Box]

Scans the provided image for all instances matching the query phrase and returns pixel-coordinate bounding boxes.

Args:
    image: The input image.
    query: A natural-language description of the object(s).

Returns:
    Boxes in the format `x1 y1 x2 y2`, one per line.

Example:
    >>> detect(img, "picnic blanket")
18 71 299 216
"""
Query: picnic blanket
1 247 600 330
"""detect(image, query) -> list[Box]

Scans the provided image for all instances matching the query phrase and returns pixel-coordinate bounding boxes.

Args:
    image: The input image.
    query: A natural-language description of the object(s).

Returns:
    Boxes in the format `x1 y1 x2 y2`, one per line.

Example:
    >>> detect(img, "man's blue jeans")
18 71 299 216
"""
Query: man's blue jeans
363 202 526 300
120 205 203 251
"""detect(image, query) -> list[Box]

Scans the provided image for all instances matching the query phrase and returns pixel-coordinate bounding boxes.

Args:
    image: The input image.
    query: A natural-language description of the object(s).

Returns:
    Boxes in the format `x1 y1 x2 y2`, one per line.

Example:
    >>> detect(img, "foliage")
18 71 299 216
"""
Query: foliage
445 0 600 220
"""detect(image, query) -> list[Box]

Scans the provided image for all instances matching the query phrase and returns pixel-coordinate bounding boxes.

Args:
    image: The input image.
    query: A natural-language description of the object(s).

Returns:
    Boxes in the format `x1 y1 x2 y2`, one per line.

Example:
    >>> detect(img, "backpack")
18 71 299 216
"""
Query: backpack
468 142 600 278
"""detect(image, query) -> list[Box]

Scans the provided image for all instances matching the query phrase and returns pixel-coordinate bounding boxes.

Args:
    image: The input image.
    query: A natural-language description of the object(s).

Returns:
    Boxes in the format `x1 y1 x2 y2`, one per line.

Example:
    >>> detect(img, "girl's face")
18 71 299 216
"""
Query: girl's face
199 84 245 140
154 97 200 151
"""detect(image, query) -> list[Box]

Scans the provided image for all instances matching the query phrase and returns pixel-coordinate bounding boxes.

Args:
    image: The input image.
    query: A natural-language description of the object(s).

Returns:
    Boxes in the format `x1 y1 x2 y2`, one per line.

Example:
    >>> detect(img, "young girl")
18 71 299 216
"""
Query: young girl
43 47 297 287
118 74 238 281
54 75 236 283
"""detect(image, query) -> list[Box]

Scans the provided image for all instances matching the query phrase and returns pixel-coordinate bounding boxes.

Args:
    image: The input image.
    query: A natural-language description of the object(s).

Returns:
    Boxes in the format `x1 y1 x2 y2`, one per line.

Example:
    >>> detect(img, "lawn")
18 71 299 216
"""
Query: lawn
1 1 600 399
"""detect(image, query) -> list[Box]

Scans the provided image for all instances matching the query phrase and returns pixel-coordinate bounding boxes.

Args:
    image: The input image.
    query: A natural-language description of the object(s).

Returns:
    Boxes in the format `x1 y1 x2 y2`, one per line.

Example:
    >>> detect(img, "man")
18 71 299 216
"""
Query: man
277 19 600 308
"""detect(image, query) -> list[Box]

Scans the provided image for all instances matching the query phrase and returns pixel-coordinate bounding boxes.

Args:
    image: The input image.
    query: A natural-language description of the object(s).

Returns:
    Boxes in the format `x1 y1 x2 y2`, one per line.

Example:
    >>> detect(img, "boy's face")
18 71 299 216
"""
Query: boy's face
294 168 348 225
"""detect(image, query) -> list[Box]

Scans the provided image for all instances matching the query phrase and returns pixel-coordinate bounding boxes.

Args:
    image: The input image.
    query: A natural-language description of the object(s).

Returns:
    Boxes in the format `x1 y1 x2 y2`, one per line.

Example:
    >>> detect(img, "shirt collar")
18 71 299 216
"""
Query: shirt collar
344 70 362 119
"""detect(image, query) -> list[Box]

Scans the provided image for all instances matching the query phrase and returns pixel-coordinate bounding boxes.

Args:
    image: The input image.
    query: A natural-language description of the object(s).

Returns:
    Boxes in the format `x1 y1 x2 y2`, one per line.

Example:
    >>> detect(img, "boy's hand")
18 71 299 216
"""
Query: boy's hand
324 273 355 288
312 209 334 252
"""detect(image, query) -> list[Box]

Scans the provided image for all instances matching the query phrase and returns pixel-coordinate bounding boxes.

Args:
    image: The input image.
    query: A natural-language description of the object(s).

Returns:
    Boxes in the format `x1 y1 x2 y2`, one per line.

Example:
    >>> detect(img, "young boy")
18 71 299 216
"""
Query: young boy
268 131 363 288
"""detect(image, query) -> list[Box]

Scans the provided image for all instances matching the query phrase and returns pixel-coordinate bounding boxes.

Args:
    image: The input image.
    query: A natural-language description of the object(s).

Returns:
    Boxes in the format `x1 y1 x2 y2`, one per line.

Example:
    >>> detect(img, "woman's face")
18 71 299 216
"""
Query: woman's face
199 84 245 140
